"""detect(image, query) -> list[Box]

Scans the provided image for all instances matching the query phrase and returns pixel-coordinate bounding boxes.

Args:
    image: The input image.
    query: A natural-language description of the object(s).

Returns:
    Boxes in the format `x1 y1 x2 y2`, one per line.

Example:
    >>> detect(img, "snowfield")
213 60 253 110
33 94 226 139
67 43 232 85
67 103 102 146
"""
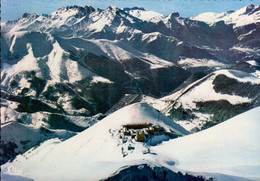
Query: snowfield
127 9 165 22
176 70 253 110
178 58 227 70
153 106 260 180
1 103 188 180
2 104 260 181
192 4 260 28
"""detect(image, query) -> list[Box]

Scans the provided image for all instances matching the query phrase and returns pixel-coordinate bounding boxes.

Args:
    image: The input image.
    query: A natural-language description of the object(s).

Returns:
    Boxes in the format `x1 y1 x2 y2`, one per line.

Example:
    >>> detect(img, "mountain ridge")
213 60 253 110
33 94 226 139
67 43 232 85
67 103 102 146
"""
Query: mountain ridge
1 4 260 172
2 104 259 181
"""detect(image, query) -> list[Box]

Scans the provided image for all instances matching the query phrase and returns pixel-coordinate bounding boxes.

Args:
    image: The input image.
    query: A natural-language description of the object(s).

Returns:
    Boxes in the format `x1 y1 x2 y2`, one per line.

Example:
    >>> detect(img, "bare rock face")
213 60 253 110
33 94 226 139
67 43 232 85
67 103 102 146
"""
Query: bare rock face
102 164 211 181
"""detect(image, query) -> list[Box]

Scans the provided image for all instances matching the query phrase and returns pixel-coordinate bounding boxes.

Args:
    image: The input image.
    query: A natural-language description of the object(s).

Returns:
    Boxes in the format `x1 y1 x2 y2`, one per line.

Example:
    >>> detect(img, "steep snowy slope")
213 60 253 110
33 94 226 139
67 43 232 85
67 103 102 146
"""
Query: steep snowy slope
153 106 260 179
2 105 259 181
192 4 260 51
230 60 260 79
141 69 260 131
1 4 260 166
192 4 260 28
55 36 174 68
163 12 238 48
0 95 102 164
1 30 189 117
105 68 260 132
1 35 123 116
1 121 75 164
1 7 192 164
3 4 259 71
123 7 165 22
1 103 188 180
1 6 144 39
2 4 251 66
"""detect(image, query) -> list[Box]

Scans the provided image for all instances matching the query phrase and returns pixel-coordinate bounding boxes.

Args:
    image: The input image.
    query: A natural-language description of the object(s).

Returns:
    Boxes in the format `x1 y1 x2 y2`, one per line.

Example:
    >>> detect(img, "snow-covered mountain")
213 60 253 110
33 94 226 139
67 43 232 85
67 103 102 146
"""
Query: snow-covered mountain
159 69 260 130
2 4 258 67
1 4 260 173
192 4 260 28
2 104 260 181
1 121 75 164
192 4 260 50
152 106 260 180
123 7 165 22
109 69 260 132
231 59 260 78
1 103 189 180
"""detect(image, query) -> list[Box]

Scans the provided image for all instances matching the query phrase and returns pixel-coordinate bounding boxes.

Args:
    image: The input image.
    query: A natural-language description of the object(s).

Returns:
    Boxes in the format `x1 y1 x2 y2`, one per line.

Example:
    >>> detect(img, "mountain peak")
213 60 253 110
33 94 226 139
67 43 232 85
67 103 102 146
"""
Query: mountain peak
123 7 146 11
21 13 38 19
246 4 255 10
107 6 119 11
83 5 96 13
56 5 96 16
22 13 31 18
243 4 255 14
192 4 260 28
105 6 124 16
169 12 180 19
57 5 80 11
244 4 260 15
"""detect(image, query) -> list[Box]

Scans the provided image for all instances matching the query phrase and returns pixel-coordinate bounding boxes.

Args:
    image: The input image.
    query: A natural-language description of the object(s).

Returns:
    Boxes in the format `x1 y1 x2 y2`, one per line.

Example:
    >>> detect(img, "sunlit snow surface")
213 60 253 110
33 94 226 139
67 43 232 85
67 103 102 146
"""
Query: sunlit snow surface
2 104 260 181
1 3 260 181
141 69 260 131
127 9 165 22
192 5 260 28
178 58 227 70
153 106 260 179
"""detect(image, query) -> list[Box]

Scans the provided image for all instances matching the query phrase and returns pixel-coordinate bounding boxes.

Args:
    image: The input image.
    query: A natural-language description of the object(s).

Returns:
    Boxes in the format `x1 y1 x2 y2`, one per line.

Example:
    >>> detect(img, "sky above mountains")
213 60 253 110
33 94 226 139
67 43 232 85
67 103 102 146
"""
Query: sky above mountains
2 0 260 22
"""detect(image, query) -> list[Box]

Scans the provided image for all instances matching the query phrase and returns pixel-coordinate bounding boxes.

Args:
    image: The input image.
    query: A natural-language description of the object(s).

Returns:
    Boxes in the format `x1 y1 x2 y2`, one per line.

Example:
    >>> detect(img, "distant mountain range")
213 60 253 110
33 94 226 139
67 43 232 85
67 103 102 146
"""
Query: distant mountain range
1 4 260 180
